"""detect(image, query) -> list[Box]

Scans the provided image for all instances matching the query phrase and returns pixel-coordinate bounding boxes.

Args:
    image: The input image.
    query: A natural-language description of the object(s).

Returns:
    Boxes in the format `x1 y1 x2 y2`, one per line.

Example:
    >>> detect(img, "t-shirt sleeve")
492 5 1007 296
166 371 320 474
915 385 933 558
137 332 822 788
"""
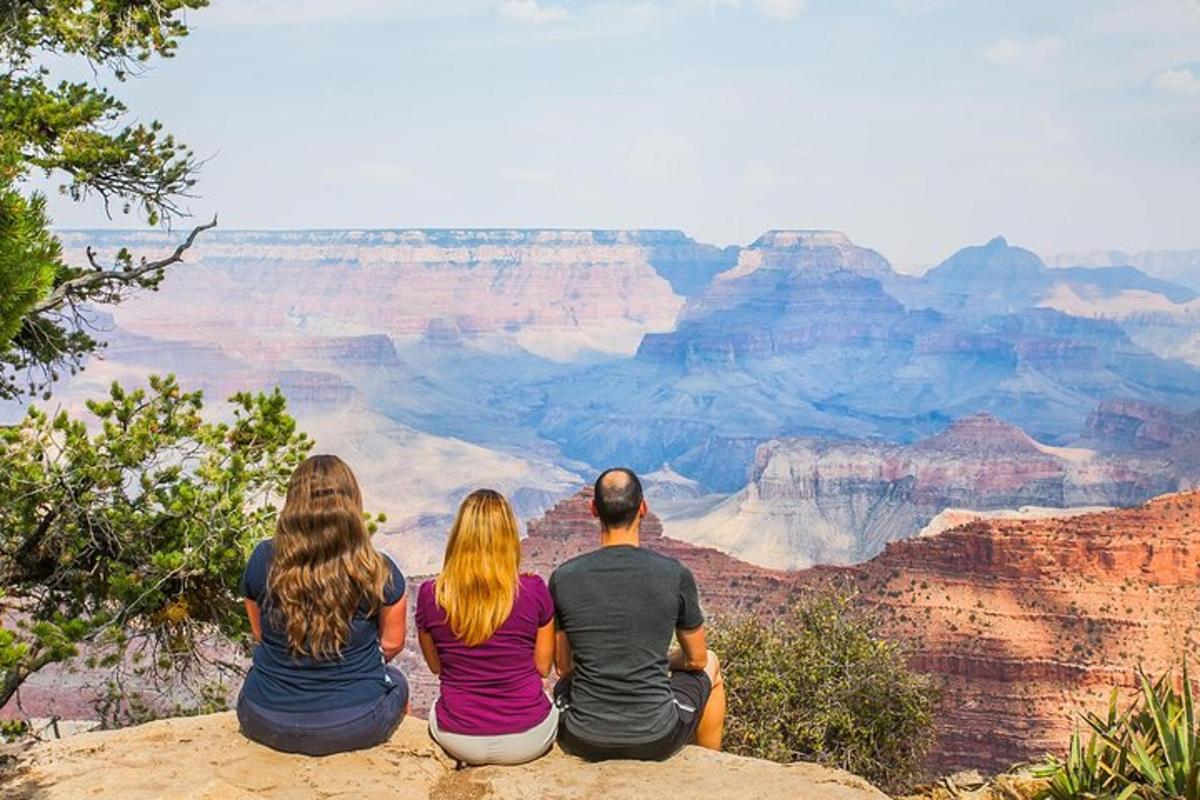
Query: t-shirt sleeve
240 540 271 602
531 576 554 627
382 555 406 606
677 566 704 631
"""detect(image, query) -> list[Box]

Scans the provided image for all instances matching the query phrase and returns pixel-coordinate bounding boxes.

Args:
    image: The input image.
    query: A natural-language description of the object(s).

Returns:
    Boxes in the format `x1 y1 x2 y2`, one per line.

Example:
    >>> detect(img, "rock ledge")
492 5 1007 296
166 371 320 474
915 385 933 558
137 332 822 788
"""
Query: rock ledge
3 712 887 800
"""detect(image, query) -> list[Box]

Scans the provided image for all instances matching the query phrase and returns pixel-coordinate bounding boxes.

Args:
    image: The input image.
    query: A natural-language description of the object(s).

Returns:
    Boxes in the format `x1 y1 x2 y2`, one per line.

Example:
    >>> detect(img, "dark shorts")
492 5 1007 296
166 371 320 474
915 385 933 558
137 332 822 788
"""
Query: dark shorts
237 666 409 756
554 670 713 761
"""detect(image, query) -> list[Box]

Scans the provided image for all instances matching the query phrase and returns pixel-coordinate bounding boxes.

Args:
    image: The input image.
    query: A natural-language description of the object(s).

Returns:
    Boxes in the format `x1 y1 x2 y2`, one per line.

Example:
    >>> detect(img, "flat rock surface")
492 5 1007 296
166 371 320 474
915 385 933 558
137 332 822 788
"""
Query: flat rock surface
2 712 887 800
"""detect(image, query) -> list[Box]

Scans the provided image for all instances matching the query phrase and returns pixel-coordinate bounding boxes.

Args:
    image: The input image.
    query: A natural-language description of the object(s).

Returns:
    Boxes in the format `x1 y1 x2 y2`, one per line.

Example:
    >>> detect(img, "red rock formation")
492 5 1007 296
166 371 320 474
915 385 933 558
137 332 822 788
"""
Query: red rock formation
836 490 1200 773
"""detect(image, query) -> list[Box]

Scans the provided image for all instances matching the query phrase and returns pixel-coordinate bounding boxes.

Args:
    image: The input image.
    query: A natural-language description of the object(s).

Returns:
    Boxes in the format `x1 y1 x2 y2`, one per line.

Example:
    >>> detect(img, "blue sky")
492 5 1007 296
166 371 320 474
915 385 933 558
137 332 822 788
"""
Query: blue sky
40 0 1200 268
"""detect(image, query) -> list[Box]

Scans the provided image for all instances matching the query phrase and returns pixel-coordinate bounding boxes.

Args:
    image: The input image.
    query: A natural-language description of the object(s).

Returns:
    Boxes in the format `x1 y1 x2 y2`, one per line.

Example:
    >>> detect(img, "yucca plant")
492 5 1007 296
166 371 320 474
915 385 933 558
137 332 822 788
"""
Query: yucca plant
1035 688 1136 800
1034 665 1200 800
1121 665 1200 798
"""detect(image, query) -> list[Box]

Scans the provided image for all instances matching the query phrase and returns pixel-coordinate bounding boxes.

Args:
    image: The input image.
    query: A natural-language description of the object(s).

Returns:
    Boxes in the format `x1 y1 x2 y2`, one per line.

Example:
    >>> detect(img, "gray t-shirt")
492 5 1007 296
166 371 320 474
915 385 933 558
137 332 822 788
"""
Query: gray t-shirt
549 545 704 744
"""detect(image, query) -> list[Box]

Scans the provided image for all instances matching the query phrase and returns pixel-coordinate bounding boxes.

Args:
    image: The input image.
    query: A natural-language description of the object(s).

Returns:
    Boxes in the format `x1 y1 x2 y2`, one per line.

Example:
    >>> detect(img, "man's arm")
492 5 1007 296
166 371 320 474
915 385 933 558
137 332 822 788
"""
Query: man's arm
670 624 709 672
555 631 575 679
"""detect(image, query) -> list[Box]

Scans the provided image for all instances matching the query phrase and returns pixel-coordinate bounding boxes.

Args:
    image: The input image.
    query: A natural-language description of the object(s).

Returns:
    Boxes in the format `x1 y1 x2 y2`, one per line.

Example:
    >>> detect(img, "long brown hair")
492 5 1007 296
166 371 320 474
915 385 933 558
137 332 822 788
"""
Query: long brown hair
267 454 391 659
435 489 521 647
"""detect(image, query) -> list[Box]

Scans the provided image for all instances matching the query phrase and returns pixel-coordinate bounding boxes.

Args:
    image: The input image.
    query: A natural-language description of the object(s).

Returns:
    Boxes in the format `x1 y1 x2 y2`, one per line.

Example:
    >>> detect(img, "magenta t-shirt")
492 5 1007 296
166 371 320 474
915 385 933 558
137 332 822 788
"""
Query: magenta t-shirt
416 574 554 735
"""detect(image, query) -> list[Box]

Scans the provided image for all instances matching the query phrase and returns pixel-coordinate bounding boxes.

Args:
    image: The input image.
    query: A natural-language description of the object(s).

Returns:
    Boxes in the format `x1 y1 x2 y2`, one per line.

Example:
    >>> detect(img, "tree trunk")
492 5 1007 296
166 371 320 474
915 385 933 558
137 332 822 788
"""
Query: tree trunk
0 648 55 712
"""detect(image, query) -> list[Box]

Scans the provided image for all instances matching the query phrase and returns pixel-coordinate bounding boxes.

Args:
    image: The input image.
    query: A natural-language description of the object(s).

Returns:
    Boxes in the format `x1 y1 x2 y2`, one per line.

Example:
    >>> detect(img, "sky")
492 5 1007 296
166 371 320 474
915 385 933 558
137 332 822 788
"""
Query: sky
37 0 1200 269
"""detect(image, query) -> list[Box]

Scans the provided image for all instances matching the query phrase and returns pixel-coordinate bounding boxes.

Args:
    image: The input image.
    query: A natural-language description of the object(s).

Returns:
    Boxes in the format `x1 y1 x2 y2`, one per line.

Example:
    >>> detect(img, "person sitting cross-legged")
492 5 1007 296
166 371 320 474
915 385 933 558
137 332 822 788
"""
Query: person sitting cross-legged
550 467 726 761
416 489 558 766
237 454 409 757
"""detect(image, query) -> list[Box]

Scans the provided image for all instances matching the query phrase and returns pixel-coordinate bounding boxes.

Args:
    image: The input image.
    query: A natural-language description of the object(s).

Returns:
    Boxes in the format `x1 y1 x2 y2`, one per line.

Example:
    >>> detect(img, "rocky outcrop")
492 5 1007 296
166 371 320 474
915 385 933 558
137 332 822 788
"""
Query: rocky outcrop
839 490 1200 774
1083 399 1200 459
0 712 887 800
664 413 1188 569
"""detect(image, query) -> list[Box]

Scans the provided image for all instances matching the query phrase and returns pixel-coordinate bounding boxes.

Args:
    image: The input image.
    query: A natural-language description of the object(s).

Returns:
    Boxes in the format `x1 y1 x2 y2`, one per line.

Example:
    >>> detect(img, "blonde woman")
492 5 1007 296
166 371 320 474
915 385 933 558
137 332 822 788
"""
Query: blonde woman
416 489 556 765
237 455 408 756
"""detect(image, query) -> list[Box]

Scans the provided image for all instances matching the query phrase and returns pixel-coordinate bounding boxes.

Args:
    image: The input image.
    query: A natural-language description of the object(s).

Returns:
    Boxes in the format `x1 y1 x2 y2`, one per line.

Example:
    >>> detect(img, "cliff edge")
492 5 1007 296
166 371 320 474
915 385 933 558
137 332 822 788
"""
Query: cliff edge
2 712 887 800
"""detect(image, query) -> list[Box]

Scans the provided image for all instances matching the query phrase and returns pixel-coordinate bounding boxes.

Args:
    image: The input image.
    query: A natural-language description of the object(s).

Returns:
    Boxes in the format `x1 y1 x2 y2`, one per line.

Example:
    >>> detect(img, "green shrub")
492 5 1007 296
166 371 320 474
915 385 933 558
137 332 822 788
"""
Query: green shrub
707 590 940 791
1034 665 1200 800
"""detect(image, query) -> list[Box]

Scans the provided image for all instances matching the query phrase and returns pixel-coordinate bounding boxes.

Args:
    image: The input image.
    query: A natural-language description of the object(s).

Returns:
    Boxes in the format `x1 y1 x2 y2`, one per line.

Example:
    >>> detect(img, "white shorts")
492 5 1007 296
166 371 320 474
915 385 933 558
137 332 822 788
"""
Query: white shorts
428 699 559 766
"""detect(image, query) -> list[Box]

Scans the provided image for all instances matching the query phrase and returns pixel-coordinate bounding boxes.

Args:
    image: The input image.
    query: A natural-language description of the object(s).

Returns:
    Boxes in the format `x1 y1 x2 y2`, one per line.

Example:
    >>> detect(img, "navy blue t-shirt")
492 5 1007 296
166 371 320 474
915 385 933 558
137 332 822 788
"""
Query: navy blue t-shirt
239 540 406 712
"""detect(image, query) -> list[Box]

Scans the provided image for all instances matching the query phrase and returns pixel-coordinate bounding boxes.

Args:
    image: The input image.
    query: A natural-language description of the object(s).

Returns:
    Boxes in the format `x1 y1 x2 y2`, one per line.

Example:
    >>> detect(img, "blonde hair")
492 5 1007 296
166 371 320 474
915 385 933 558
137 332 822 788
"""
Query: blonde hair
435 489 521 647
267 455 391 659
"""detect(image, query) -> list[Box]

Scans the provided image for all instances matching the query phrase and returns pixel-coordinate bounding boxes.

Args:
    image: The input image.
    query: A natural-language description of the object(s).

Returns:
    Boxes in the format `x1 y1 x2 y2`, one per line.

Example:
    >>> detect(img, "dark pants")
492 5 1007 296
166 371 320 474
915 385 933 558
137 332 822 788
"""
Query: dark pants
554 671 712 761
237 667 409 756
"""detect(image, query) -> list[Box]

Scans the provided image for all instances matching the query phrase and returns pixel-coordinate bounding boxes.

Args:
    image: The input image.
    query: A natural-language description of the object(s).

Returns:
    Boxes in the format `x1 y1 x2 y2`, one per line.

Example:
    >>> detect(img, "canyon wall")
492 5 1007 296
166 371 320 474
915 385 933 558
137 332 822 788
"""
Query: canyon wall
848 490 1200 773
664 412 1189 569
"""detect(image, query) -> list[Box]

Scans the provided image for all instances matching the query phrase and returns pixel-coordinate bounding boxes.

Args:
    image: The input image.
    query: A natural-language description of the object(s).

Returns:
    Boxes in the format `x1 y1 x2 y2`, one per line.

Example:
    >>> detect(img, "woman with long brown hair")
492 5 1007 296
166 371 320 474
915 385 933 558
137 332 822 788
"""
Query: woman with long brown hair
237 455 408 755
416 489 557 765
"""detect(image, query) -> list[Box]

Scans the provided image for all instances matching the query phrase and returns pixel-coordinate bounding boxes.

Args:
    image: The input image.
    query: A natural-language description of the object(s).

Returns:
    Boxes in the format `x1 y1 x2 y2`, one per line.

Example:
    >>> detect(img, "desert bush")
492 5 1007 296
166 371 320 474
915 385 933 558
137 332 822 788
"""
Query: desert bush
1034 665 1200 800
707 590 940 790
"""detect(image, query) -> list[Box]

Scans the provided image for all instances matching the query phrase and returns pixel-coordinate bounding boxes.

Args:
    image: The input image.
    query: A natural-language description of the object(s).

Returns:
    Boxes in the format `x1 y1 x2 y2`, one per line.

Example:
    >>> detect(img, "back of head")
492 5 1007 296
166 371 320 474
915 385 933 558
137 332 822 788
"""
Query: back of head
437 489 522 647
268 454 390 659
593 467 644 530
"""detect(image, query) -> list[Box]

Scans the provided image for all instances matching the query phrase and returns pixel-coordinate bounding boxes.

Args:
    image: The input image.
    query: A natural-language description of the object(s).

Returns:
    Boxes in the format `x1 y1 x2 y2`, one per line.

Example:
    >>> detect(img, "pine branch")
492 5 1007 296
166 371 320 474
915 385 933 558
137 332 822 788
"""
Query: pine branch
31 216 217 316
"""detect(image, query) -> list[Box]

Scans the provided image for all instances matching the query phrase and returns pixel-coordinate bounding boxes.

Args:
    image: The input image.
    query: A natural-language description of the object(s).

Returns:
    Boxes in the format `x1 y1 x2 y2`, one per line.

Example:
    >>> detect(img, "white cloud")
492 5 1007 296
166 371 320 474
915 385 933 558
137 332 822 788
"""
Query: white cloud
755 0 805 20
1153 67 1200 95
497 0 570 24
983 36 1063 66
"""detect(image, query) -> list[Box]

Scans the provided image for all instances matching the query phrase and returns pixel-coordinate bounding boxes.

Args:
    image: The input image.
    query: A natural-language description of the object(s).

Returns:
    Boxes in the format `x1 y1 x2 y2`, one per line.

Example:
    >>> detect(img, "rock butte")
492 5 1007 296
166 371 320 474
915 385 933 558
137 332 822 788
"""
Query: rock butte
1 713 887 800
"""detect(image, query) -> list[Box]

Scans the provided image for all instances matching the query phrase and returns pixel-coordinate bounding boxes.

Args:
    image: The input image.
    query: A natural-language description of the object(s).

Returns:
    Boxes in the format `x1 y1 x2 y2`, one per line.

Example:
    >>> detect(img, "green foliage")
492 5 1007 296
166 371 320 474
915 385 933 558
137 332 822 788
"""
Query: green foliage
0 0 209 399
1034 665 1200 800
1 717 30 742
0 374 311 711
707 590 940 791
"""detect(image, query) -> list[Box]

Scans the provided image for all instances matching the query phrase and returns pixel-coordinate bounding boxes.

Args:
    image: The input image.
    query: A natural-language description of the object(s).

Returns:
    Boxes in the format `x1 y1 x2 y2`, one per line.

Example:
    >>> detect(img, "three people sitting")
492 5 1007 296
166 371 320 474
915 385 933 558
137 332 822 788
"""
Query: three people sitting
237 455 725 765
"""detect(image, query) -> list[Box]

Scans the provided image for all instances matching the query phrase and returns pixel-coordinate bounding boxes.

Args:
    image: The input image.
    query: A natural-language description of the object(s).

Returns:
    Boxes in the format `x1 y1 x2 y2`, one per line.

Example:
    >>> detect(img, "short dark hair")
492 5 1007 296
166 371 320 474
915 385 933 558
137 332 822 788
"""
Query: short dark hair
593 467 644 529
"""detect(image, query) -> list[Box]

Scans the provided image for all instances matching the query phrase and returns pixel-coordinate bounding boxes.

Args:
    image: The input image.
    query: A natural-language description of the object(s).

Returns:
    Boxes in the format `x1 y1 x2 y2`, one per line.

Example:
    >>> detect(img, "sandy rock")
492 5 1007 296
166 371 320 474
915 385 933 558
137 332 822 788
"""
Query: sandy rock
2 712 887 800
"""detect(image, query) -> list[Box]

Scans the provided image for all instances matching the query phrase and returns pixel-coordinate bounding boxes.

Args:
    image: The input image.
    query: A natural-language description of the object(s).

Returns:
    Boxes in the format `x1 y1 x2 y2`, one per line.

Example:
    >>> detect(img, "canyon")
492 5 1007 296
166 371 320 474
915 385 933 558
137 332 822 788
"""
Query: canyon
10 226 1198 576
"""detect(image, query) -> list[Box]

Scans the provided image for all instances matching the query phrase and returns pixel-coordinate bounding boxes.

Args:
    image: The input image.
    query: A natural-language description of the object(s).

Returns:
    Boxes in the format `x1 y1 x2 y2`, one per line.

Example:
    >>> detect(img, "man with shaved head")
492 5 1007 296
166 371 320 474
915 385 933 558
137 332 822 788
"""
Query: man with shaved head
549 467 726 761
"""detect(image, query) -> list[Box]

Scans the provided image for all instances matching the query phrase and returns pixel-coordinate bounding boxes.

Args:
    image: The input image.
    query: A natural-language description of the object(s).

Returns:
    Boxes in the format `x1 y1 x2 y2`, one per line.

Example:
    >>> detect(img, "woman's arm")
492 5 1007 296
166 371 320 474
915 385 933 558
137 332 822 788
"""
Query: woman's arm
533 620 555 678
417 629 442 675
244 599 263 642
378 596 408 663
554 631 574 679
